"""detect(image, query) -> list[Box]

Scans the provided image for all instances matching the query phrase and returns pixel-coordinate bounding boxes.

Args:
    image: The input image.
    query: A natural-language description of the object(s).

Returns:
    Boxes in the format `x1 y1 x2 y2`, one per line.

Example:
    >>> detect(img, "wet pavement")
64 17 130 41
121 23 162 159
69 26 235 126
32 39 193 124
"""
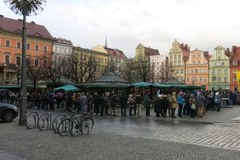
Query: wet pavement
1 105 240 159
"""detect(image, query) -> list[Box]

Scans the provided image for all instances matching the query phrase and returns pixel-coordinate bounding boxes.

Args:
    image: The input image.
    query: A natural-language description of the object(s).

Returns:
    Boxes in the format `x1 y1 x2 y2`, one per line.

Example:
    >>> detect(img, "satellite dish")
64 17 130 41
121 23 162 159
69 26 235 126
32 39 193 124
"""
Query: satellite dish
4 0 47 16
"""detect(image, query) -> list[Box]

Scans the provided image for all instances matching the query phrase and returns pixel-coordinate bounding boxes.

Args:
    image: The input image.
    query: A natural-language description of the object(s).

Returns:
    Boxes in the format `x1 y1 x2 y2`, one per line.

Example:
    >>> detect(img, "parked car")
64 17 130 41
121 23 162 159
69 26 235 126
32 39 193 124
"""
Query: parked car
0 103 18 122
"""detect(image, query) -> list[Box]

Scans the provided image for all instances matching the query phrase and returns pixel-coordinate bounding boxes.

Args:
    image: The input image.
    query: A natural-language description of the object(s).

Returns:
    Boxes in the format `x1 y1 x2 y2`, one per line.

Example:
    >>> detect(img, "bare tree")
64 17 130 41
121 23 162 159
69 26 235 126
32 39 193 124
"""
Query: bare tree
26 57 49 90
47 60 63 86
132 60 151 82
121 59 135 83
71 53 97 83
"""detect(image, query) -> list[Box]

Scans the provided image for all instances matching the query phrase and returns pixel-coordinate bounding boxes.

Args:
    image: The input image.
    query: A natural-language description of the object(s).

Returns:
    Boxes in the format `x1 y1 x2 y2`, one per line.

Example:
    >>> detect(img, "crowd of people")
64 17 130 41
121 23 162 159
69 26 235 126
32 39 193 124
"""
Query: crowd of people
0 89 239 119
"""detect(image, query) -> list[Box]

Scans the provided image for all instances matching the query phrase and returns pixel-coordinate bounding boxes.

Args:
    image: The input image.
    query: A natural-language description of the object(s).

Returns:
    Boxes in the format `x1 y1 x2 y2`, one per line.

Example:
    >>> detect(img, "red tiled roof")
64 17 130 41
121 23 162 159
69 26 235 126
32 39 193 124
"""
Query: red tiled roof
0 16 53 40
144 47 159 56
104 47 128 59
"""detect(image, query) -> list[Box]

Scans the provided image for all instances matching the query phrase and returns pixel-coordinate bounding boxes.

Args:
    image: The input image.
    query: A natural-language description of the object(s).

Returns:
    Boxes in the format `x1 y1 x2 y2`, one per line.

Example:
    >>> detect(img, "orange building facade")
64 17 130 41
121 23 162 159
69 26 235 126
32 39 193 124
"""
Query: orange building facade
185 49 210 90
0 16 53 84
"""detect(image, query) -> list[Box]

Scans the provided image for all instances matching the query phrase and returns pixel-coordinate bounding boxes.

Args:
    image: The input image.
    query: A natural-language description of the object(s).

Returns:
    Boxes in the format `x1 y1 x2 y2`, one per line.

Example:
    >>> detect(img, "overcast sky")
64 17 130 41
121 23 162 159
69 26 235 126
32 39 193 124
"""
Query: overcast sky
1 0 240 57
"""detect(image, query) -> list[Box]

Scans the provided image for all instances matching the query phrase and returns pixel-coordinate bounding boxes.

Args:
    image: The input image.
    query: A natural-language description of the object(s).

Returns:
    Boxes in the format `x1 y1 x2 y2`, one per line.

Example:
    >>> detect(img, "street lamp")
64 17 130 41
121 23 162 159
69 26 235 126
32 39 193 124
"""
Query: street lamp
4 0 47 126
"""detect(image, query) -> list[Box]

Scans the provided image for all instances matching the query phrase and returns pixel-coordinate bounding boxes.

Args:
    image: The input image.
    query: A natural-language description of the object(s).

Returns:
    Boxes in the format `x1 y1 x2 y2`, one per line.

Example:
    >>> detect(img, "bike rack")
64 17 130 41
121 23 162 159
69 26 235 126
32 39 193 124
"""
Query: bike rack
52 114 67 133
26 112 39 129
38 112 52 131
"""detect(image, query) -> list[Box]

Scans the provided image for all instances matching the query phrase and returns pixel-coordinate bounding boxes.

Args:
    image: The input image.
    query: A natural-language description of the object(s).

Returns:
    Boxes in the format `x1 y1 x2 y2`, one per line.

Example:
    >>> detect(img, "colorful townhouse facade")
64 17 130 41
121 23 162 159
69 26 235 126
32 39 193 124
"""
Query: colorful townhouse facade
92 44 128 77
226 46 240 91
168 39 190 83
185 49 210 90
209 46 230 90
0 15 53 84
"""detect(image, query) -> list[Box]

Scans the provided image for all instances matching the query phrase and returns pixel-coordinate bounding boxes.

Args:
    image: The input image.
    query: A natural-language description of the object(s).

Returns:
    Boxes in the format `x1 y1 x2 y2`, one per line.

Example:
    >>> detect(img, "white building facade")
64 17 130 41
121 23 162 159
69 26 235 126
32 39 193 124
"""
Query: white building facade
150 55 167 83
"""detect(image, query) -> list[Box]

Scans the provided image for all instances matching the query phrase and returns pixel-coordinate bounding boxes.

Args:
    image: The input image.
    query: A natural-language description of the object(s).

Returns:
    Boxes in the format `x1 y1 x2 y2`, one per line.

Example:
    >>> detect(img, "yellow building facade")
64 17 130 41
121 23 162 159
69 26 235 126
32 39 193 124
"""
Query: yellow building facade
168 39 190 83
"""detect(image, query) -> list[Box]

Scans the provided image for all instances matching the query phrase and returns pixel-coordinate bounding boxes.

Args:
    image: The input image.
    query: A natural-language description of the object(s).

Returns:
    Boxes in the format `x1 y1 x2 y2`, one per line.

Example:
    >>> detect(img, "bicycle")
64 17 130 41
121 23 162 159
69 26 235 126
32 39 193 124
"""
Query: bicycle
57 113 94 137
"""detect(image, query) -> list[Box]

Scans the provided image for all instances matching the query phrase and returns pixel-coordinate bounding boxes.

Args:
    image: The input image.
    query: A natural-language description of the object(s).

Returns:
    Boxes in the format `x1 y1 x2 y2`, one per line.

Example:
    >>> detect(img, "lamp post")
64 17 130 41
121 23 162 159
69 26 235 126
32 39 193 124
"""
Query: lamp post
4 0 47 126
19 3 27 125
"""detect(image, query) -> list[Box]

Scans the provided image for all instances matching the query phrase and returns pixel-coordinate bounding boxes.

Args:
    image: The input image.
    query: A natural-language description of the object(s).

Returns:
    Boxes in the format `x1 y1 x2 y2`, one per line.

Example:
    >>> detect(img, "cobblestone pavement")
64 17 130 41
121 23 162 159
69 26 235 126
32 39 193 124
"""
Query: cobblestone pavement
1 105 240 159
1 121 240 160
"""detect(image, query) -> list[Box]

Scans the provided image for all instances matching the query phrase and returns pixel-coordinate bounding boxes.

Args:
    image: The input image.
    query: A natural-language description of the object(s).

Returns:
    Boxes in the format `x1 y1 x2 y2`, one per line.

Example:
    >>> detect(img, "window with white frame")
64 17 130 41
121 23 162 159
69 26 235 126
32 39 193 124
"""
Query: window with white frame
6 40 10 47
44 46 47 52
5 55 10 64
17 42 21 48
27 43 30 50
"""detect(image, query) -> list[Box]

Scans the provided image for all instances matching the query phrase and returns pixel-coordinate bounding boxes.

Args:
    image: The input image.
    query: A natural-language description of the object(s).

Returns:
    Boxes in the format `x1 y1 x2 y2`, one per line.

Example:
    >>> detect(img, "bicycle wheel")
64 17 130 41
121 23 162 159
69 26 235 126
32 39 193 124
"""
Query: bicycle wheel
70 119 82 136
58 119 72 137
52 114 67 134
82 118 94 134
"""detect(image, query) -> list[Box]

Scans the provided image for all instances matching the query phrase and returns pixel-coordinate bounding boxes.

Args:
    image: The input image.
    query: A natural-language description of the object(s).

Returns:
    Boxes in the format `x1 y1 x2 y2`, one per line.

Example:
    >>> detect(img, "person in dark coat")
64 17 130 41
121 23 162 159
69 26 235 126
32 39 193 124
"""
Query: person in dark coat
94 92 100 115
183 91 190 115
162 95 169 117
120 92 128 117
154 95 162 117
66 92 73 112
143 92 151 117
100 93 107 116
